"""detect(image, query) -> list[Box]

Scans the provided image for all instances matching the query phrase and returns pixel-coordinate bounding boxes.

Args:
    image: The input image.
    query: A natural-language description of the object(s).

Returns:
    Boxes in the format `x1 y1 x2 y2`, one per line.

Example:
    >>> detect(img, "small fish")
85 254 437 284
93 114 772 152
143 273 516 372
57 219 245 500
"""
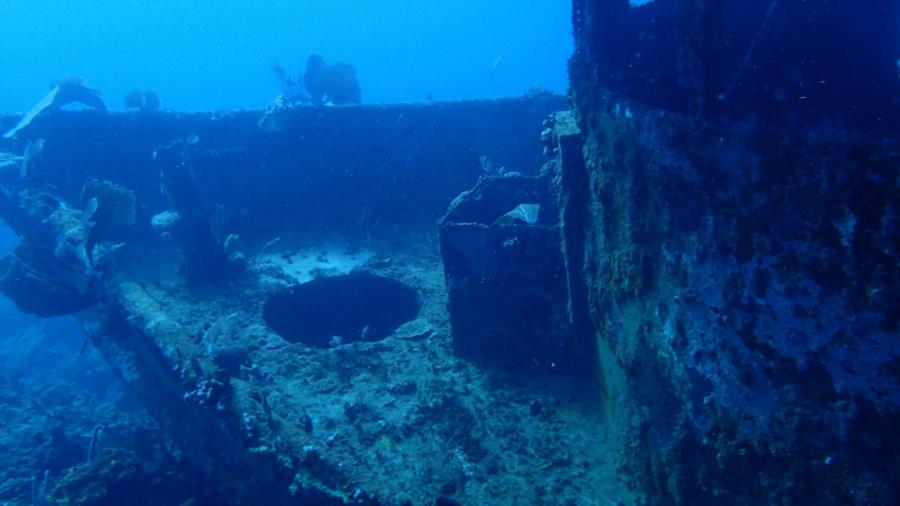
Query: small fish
490 56 503 78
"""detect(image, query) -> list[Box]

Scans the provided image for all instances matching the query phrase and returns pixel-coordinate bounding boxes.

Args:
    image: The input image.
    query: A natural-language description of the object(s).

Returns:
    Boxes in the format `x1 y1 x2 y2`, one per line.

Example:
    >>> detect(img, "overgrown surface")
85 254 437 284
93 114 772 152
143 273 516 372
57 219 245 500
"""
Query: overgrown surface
570 1 900 503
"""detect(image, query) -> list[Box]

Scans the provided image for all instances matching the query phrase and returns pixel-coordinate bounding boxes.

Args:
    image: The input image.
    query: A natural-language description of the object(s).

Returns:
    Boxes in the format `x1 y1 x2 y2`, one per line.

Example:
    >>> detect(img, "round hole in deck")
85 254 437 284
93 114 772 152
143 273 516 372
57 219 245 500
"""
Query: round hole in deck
263 272 421 347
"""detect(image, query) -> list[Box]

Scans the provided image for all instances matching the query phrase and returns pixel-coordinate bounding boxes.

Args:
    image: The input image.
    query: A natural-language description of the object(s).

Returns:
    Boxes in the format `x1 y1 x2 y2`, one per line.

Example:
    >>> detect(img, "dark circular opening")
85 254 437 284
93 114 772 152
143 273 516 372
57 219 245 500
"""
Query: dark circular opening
263 272 421 348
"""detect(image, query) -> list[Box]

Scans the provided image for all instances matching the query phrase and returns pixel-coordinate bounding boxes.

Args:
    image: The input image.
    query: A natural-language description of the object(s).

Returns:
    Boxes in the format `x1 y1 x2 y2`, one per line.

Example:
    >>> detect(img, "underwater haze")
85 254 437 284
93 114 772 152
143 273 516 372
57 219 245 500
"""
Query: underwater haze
2 1 899 505
0 0 572 112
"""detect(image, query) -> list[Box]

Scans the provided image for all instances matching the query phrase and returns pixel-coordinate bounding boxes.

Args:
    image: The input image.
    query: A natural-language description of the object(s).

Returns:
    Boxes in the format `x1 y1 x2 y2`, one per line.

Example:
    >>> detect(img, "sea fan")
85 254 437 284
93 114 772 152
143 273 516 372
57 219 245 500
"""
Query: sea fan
303 53 361 105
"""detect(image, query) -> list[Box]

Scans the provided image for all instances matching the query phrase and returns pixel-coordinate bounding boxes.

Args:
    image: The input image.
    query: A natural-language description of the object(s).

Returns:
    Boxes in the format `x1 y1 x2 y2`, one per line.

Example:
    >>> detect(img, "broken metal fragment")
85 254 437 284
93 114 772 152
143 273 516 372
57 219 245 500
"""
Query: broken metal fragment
3 78 106 139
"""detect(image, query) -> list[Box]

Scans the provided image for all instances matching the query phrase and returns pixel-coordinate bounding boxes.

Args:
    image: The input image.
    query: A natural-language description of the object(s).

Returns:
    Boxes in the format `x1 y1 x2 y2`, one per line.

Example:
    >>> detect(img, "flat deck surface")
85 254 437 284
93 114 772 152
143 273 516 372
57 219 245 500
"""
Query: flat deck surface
115 227 632 505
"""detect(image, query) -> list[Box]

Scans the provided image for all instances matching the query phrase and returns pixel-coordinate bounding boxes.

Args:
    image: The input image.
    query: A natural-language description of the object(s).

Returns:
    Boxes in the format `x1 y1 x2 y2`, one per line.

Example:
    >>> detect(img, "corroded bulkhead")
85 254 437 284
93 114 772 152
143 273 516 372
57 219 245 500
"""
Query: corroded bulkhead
570 1 900 503
438 113 595 377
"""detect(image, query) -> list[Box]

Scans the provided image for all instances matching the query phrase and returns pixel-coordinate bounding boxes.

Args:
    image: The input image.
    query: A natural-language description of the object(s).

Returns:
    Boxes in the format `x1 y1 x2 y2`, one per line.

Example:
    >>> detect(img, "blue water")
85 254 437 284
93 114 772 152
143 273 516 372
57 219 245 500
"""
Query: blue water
1 1 572 112
0 4 575 504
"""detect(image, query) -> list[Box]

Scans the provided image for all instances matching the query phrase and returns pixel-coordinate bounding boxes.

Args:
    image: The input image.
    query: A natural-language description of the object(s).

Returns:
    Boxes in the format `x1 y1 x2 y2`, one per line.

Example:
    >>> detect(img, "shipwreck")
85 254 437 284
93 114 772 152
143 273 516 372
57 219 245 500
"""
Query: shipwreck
1 1 899 504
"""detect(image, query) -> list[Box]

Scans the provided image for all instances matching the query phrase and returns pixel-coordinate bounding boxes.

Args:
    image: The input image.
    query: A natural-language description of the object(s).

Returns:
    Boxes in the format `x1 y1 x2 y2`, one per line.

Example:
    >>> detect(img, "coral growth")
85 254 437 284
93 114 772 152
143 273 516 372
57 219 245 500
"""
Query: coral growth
123 89 160 112
303 53 361 105
272 54 361 106
272 63 308 103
